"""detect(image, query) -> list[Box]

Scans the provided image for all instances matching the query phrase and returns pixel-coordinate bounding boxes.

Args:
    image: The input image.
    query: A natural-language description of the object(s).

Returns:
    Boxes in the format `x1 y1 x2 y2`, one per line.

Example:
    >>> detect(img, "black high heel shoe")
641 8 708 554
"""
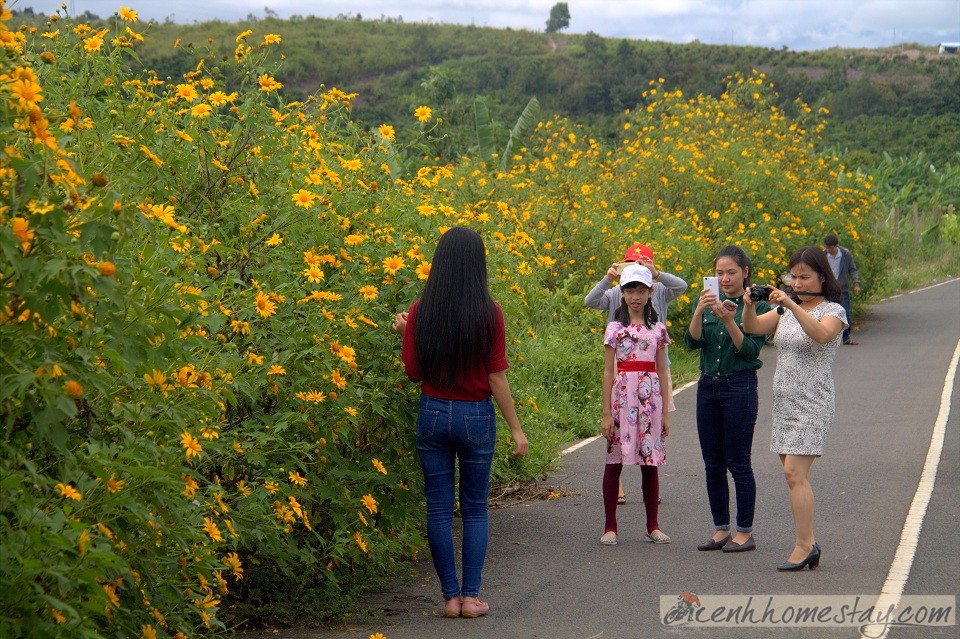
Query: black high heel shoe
777 543 821 571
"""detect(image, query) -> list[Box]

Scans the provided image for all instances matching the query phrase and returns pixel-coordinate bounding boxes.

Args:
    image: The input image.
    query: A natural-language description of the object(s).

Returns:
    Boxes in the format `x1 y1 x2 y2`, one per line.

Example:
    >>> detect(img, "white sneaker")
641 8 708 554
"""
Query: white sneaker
600 531 618 545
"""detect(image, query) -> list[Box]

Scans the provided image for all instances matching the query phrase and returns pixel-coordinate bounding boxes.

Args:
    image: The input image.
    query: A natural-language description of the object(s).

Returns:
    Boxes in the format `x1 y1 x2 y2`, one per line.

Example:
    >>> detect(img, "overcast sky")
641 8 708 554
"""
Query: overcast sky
20 1 960 50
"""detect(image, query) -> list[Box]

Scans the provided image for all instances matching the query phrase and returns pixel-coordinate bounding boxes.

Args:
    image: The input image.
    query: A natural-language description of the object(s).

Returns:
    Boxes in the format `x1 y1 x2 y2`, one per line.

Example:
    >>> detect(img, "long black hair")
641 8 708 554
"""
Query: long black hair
614 282 658 328
414 227 496 389
789 246 843 303
714 245 753 289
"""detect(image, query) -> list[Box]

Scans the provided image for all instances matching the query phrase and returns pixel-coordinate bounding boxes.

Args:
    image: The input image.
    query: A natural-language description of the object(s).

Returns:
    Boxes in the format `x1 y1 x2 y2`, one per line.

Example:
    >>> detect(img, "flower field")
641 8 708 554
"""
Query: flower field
0 4 881 637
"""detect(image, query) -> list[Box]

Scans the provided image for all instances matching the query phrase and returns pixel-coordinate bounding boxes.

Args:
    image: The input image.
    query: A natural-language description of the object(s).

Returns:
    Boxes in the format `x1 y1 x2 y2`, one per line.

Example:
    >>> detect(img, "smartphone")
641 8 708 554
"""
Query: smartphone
703 276 720 298
722 299 738 311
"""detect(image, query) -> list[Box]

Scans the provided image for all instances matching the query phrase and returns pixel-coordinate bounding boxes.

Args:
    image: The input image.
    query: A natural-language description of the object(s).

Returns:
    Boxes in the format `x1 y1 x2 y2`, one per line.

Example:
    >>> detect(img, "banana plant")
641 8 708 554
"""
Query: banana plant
474 96 541 172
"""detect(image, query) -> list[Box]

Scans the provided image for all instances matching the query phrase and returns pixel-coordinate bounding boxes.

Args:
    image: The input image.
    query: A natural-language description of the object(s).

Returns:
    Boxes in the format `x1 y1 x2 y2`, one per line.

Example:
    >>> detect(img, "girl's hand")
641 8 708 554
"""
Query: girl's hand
697 288 719 314
392 312 408 333
662 412 670 438
743 288 756 308
637 255 659 280
601 415 614 441
605 263 619 283
510 429 529 457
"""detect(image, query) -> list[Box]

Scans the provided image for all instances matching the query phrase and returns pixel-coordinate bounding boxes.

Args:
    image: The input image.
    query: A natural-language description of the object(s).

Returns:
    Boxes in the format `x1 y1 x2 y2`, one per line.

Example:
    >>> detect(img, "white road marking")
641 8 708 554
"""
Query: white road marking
861 338 960 639
561 381 696 456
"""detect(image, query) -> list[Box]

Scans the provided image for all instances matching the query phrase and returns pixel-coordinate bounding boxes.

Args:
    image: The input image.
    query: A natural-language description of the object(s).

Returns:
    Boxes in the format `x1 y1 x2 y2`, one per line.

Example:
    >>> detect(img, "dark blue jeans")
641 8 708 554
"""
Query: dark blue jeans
841 290 852 342
416 393 496 599
695 371 758 533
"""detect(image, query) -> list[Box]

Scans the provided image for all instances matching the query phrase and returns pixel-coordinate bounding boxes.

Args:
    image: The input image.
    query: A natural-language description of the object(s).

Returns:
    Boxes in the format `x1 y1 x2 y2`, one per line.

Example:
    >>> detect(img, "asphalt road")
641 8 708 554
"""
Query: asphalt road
246 278 960 639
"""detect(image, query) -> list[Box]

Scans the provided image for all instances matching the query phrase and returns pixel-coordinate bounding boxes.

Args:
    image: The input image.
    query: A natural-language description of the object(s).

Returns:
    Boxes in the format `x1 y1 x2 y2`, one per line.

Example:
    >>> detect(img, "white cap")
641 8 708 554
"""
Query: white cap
620 263 653 288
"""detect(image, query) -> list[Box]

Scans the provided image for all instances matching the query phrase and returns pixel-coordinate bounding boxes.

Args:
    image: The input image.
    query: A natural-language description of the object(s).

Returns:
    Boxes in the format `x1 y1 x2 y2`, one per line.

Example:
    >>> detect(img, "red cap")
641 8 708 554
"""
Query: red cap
623 243 654 262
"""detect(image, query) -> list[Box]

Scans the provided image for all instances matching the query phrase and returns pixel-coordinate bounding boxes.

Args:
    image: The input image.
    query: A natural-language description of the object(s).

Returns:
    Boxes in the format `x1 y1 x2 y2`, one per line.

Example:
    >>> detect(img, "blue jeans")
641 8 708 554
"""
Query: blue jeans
416 393 496 599
841 290 852 342
695 371 758 533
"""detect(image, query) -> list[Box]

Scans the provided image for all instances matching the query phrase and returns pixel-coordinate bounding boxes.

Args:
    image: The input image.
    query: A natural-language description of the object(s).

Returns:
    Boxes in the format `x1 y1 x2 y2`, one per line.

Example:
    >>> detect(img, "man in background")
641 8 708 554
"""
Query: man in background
823 234 861 345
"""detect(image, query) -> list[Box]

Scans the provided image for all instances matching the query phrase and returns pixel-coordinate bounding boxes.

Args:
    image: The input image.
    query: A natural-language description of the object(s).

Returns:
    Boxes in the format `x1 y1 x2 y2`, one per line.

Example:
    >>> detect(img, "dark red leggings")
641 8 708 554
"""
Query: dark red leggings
602 463 660 534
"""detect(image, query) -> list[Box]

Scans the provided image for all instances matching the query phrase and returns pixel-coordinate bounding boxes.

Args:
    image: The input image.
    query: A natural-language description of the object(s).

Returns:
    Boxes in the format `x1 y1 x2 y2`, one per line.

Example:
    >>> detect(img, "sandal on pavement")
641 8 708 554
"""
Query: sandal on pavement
444 597 462 618
460 598 489 618
599 531 618 545
645 529 672 544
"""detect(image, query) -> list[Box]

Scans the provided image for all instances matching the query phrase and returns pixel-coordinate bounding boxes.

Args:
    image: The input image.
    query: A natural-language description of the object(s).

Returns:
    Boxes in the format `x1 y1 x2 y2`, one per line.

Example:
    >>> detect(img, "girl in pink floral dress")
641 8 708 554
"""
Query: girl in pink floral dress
600 264 673 546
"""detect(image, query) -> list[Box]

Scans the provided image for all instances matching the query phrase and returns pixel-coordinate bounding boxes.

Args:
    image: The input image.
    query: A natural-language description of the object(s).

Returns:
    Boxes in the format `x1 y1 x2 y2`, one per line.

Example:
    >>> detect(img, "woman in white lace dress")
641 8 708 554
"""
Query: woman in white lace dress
742 246 847 572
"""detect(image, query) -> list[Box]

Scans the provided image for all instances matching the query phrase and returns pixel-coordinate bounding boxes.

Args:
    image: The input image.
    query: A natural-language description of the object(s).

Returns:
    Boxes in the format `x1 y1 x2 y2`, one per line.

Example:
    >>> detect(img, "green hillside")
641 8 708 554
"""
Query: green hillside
15 8 960 168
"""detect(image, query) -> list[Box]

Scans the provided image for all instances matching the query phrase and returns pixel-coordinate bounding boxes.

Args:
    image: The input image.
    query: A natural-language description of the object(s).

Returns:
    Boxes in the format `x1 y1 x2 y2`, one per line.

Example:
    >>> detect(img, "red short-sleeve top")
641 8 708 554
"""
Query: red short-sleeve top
401 300 509 400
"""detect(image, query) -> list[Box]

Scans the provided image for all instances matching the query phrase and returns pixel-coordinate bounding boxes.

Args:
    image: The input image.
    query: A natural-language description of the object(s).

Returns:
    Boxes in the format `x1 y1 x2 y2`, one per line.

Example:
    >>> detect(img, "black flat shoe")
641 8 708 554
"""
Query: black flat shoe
697 534 731 551
722 536 756 553
777 543 821 571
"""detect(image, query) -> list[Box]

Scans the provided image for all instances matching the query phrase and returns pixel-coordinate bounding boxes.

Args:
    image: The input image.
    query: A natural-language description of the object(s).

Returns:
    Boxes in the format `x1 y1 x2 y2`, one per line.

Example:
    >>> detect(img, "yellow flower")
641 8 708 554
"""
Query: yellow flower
263 34 282 45
64 380 84 398
51 609 66 624
358 285 378 301
415 262 431 280
103 583 120 608
181 431 203 460
370 633 387 639
382 256 405 275
223 552 244 579
98 261 117 277
265 233 283 246
183 474 199 497
55 482 82 501
354 532 369 553
372 458 387 475
175 83 198 101
414 105 432 122
255 291 277 318
258 74 283 93
235 29 253 43
362 494 378 514
208 91 235 106
83 34 105 52
141 625 156 639
119 7 139 21
191 103 213 118
331 370 347 390
292 189 318 208
10 217 34 251
203 517 223 542
378 124 395 141
288 471 307 487
302 265 325 284
106 473 125 493
267 365 286 376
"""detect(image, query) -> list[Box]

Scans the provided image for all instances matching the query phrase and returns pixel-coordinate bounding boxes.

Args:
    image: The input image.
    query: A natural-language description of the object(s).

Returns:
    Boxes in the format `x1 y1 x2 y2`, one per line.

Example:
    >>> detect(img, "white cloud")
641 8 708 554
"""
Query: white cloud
22 0 960 49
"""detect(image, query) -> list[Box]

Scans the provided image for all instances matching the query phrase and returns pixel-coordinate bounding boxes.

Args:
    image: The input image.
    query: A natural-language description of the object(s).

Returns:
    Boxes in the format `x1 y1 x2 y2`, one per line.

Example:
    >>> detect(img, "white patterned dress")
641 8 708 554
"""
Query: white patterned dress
770 301 848 456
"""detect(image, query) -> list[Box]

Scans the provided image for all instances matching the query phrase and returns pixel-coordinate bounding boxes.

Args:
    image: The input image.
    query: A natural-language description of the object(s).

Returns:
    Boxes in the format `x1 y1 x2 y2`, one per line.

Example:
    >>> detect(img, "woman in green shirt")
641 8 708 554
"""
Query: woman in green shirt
685 245 772 553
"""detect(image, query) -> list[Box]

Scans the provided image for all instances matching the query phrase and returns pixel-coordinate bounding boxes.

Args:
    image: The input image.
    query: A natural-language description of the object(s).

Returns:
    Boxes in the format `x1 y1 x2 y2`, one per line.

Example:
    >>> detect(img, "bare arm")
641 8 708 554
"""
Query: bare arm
488 370 528 456
601 346 616 441
656 347 670 437
768 290 844 344
742 290 781 335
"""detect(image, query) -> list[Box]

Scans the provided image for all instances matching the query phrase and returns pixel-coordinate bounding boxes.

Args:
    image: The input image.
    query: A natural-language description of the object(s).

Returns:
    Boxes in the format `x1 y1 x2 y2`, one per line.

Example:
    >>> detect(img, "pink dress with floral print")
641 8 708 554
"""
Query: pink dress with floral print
603 321 670 466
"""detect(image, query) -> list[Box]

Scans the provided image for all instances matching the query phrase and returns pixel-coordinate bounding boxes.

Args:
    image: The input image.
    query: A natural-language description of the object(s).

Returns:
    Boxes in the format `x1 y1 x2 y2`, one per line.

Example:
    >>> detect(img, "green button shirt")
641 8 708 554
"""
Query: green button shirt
684 296 772 375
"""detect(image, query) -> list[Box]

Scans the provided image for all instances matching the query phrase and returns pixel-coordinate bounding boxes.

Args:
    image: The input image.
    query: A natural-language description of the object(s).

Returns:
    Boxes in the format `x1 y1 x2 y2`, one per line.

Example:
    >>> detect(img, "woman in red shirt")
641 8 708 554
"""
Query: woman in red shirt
393 227 528 619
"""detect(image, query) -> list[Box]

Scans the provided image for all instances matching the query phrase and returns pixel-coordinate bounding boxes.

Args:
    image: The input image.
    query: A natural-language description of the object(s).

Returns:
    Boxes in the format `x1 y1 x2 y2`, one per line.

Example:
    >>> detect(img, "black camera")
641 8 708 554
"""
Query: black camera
749 284 774 302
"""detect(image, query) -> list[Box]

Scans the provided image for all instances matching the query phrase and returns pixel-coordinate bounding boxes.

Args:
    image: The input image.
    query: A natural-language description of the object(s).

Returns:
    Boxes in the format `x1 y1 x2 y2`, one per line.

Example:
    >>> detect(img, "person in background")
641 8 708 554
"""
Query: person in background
822 234 861 345
599 264 673 546
585 243 687 504
393 227 528 619
685 245 771 554
742 246 847 571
